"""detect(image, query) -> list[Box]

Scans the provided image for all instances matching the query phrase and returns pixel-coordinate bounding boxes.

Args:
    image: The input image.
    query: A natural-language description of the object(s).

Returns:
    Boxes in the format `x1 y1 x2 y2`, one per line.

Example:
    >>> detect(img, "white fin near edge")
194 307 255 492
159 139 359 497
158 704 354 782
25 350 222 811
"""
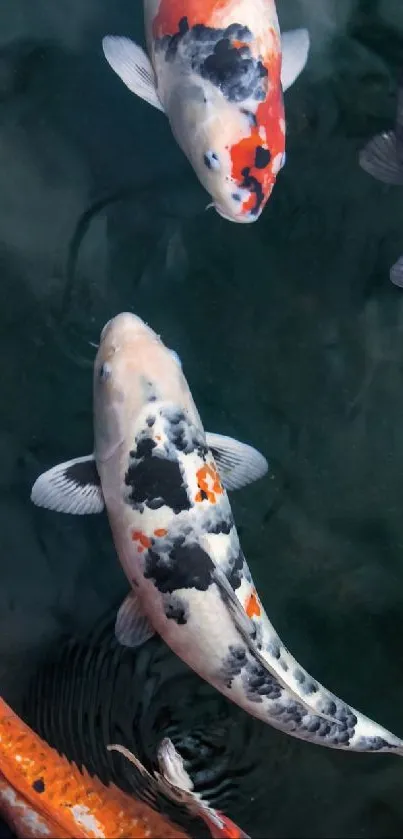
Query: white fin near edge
102 35 165 112
281 28 310 92
359 130 403 185
115 590 155 648
30 455 104 514
390 254 403 287
206 432 268 491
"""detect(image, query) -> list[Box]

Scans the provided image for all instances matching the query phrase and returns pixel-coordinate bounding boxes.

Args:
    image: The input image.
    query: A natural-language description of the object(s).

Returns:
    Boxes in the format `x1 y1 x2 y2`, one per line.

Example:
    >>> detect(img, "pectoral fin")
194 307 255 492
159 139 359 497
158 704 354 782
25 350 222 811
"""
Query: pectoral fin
281 28 310 92
359 130 403 185
206 432 268 491
115 590 155 648
30 455 105 514
390 254 403 287
102 35 165 112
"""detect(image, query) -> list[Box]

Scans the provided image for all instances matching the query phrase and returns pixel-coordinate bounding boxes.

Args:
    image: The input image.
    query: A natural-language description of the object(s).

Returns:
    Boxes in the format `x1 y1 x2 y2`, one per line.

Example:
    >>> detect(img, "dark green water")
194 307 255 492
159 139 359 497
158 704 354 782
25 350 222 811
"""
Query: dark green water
1 1 403 836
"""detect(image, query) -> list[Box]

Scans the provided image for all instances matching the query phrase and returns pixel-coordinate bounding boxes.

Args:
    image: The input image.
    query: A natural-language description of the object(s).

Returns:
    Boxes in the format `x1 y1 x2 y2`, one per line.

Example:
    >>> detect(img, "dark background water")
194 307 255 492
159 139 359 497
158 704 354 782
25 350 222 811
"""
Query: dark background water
1 0 403 836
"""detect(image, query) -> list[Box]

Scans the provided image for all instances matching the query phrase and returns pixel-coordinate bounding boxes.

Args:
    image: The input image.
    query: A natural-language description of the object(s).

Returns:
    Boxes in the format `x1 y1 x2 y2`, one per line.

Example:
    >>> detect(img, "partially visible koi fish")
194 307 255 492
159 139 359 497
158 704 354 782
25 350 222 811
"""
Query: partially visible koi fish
0 696 247 839
359 68 403 286
102 0 310 223
108 738 250 839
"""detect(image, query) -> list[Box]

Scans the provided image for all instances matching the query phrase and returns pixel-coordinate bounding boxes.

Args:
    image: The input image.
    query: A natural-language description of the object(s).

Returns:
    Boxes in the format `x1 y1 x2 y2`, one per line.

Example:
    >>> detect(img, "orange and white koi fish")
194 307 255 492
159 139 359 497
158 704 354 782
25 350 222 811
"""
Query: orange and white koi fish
31 313 403 757
0 695 248 839
102 1 310 223
0 695 185 838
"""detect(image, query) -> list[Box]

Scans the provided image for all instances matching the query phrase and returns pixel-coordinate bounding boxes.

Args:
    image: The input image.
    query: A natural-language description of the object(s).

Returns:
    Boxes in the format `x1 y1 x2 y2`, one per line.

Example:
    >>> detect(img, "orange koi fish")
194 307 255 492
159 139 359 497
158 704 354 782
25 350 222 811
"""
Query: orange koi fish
0 696 185 838
0 696 248 839
102 0 310 222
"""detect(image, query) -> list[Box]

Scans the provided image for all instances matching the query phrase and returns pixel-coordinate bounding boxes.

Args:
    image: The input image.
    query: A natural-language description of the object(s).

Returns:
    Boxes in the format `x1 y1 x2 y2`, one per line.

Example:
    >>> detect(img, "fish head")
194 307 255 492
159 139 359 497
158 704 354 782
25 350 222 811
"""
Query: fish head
93 312 193 462
166 61 285 223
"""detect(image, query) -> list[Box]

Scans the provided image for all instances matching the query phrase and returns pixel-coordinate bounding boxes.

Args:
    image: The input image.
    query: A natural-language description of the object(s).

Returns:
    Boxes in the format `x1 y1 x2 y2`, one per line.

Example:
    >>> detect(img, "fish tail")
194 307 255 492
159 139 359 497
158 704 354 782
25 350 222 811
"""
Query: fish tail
108 740 250 839
204 811 251 839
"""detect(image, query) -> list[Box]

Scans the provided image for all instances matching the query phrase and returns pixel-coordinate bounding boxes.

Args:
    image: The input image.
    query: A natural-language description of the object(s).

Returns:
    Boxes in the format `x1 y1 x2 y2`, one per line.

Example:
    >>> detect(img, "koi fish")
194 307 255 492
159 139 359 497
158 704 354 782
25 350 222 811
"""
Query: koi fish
0 695 247 839
359 70 403 286
0 695 185 838
31 312 403 756
101 1 310 223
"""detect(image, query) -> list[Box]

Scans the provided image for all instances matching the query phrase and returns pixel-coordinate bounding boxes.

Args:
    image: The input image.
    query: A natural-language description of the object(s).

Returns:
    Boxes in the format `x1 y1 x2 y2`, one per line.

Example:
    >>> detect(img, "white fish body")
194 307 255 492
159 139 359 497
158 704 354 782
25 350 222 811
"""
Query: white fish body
101 0 310 222
31 313 403 757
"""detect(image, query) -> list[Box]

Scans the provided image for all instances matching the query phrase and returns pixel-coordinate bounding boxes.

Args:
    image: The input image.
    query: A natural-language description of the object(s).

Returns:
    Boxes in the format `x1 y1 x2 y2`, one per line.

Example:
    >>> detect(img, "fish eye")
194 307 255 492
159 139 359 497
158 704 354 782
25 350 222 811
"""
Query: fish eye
99 362 112 381
169 349 182 367
203 151 220 171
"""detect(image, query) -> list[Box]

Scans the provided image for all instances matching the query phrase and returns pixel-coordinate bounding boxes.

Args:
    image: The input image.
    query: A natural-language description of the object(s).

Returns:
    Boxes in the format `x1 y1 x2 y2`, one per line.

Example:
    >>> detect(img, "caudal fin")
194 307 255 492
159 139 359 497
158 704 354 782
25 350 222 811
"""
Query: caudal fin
107 739 250 839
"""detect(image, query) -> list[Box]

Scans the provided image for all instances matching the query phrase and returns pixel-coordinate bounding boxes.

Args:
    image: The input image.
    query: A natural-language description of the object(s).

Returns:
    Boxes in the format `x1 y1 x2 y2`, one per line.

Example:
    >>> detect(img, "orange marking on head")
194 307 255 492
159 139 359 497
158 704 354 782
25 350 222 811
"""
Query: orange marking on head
152 0 228 38
245 590 261 619
154 528 168 537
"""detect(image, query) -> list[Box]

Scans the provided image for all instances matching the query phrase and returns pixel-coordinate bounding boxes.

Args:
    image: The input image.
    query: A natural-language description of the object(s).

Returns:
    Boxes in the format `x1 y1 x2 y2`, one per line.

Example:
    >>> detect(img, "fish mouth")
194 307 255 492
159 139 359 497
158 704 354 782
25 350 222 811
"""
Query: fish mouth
214 203 259 224
100 313 157 345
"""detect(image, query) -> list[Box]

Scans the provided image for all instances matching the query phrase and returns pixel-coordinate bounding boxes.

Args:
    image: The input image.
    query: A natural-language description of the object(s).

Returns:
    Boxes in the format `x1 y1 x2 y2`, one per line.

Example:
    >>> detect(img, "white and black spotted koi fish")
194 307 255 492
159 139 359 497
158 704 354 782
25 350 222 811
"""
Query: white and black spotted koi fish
32 313 403 757
359 69 403 286
102 0 310 223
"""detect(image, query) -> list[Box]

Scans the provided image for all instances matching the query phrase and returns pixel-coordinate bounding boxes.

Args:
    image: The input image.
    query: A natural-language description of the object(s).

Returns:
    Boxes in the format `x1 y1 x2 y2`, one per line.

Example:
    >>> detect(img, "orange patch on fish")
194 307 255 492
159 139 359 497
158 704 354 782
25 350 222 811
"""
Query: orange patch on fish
131 530 152 549
154 528 168 537
0 697 188 839
245 590 261 619
195 464 224 504
152 0 228 38
230 37 284 218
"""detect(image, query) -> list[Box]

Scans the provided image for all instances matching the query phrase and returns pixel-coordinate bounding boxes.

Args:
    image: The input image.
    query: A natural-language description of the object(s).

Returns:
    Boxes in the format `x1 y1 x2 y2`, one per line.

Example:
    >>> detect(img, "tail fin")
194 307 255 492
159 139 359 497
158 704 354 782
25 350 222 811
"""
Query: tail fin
107 739 250 839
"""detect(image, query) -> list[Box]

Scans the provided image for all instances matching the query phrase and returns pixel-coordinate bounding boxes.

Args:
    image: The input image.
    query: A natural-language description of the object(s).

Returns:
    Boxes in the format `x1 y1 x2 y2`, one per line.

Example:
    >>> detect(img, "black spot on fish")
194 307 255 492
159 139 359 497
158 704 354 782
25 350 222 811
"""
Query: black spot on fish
204 151 220 170
355 736 397 752
164 593 189 625
178 16 189 35
318 699 337 717
135 437 157 459
146 415 155 427
161 406 208 457
232 192 242 202
32 778 45 793
125 457 190 515
267 640 281 660
254 145 271 169
207 513 234 535
220 644 247 688
239 166 265 216
226 548 244 590
145 542 214 594
241 108 257 127
155 21 267 104
243 661 281 703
